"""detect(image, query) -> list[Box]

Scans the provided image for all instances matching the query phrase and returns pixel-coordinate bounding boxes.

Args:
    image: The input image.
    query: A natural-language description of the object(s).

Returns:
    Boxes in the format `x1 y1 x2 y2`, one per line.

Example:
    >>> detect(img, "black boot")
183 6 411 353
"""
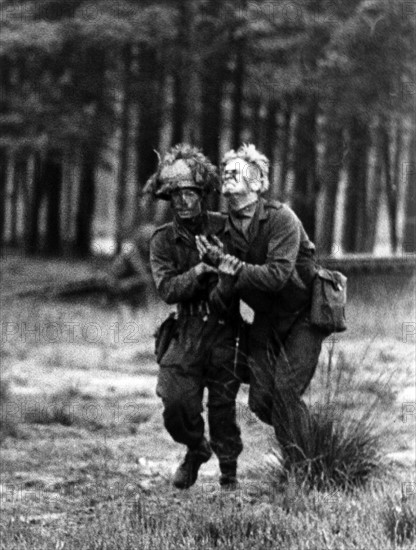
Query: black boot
219 460 238 489
173 438 212 489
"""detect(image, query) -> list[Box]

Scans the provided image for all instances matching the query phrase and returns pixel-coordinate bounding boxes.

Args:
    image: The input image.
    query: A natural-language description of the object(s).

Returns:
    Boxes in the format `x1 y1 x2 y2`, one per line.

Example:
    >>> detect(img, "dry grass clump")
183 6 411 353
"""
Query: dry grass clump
279 405 385 491
272 346 387 491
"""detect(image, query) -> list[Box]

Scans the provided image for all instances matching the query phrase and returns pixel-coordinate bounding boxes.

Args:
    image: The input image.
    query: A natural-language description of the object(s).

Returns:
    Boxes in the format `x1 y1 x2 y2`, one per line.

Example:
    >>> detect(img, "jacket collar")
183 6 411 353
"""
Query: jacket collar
173 214 202 243
258 198 268 220
224 198 267 233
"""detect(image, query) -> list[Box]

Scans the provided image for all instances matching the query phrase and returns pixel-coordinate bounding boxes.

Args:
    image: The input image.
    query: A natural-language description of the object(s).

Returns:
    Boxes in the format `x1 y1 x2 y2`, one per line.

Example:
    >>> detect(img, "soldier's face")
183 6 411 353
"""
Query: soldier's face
170 188 202 219
221 159 253 196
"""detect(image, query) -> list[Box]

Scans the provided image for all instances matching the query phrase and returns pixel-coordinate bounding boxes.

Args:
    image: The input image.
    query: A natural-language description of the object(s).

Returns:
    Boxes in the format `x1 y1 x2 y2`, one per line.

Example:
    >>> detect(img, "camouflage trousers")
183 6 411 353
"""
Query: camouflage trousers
156 314 243 465
247 310 326 450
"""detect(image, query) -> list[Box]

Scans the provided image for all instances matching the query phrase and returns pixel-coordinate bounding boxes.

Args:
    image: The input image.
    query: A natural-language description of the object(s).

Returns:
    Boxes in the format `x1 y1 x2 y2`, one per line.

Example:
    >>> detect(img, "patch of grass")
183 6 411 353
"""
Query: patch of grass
1 255 413 548
0 484 403 550
383 493 416 546
20 389 156 433
23 389 78 427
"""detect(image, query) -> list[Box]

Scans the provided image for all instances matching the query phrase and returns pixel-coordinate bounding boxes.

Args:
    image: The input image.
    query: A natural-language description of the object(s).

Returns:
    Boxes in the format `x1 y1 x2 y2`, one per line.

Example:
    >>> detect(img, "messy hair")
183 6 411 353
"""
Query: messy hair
222 144 270 193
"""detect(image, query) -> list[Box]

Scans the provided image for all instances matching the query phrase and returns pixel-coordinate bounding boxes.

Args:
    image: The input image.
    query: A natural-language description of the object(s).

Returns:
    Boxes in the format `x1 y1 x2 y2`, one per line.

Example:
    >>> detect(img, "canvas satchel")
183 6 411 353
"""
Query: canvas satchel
311 267 347 333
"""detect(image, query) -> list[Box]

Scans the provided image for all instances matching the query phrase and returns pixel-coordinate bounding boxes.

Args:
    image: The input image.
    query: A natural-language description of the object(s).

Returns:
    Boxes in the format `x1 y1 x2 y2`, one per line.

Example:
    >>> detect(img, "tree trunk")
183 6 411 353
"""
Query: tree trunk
251 98 262 145
9 153 20 246
383 118 402 253
172 71 186 146
14 154 30 246
231 40 245 150
363 121 384 252
342 116 370 253
26 152 44 254
279 100 292 201
171 0 192 145
200 75 226 210
200 67 226 167
0 147 7 244
74 46 108 256
75 146 96 257
319 122 343 255
135 44 164 223
135 45 164 184
200 1 228 178
60 150 75 253
0 57 10 245
263 101 278 198
291 98 318 239
44 149 63 255
402 122 416 252
116 45 132 254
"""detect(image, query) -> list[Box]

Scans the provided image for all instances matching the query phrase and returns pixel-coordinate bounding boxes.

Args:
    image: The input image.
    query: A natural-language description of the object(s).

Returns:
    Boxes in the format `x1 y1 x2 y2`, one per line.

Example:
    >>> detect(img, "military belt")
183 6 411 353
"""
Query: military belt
177 301 211 320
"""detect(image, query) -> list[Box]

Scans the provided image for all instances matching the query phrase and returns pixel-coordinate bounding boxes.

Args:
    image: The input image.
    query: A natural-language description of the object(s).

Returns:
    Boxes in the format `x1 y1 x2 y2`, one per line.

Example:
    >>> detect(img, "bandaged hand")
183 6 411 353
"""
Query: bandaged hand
195 235 224 267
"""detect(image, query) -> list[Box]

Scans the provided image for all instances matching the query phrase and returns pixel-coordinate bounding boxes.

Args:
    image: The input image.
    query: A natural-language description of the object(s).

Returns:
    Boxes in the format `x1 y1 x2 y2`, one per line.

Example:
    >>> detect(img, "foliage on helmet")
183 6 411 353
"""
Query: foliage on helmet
144 143 219 200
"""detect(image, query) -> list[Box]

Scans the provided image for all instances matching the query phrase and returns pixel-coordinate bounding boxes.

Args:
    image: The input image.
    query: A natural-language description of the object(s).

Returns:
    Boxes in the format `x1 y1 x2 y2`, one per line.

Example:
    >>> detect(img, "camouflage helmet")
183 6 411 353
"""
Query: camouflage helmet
144 143 219 200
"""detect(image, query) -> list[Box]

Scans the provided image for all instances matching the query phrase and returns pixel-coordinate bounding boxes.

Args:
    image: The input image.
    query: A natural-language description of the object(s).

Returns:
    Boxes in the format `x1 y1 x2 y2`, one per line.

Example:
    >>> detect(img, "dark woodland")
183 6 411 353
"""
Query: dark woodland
0 0 415 257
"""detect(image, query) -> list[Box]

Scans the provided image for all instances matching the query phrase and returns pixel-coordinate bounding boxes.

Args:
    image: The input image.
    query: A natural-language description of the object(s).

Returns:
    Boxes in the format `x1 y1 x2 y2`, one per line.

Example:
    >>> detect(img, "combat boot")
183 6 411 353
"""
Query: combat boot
173 438 212 489
219 460 238 489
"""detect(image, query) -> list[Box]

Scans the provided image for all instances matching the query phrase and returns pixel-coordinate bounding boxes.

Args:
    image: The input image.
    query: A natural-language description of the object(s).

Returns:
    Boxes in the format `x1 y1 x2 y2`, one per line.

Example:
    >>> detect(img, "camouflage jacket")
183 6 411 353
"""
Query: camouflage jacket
150 212 226 310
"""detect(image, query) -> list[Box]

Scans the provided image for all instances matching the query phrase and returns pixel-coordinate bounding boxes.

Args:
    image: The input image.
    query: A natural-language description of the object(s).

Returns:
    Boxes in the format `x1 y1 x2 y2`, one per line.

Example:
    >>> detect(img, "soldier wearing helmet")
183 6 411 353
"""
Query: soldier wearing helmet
148 144 243 490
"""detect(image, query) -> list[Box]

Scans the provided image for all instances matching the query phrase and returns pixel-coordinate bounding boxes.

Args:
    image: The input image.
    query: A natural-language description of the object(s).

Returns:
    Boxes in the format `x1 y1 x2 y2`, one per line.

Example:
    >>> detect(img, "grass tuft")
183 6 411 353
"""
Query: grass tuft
279 405 385 490
269 344 387 491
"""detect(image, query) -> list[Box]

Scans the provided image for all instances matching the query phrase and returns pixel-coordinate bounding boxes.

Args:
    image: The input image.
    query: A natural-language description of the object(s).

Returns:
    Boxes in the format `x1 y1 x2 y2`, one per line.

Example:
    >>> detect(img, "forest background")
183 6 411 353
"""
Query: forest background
1 0 415 258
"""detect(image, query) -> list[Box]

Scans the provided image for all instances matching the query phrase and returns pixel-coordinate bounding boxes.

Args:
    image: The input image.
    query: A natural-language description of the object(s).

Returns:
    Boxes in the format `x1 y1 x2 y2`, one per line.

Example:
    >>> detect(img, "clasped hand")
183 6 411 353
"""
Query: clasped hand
218 254 243 277
196 235 243 277
195 235 224 267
